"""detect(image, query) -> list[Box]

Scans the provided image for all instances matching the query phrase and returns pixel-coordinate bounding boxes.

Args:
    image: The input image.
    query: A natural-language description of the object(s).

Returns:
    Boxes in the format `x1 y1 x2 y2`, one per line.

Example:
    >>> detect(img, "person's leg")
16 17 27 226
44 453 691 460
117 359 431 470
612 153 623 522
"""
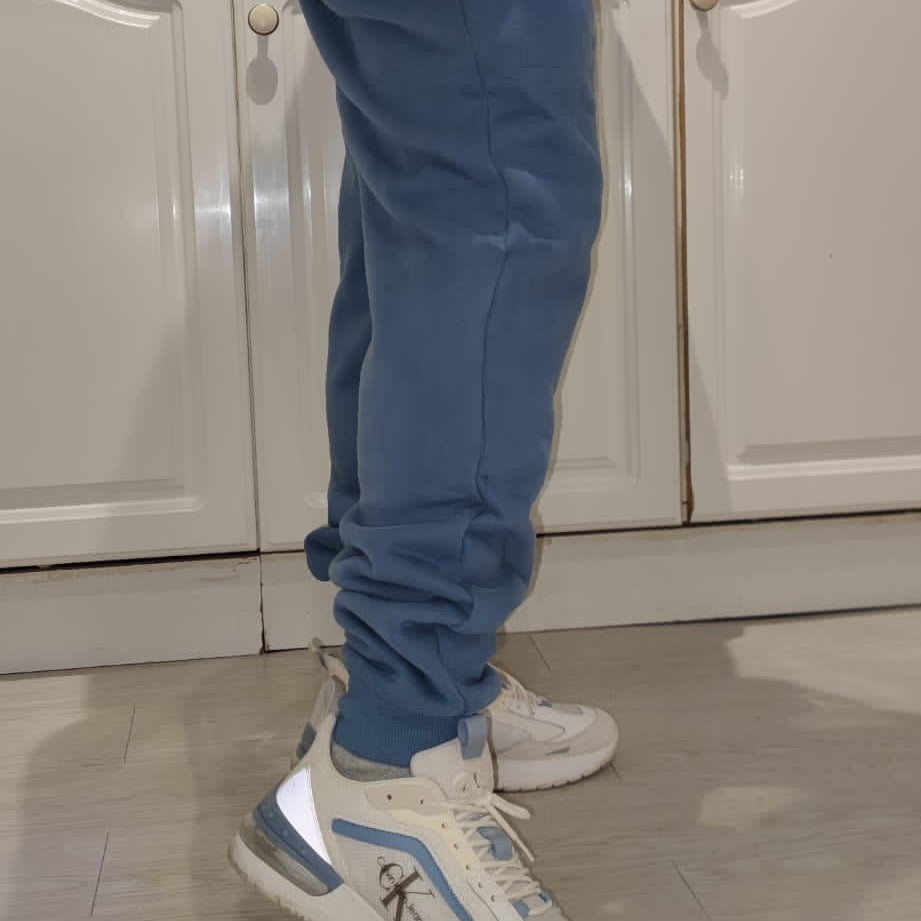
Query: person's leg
302 149 367 583
300 0 602 768
231 4 604 917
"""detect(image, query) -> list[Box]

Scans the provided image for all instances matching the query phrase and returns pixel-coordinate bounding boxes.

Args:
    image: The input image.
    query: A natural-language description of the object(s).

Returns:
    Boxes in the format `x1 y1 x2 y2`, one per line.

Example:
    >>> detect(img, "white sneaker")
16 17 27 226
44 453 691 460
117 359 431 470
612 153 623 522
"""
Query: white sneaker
295 645 618 794
230 679 570 921
487 667 618 792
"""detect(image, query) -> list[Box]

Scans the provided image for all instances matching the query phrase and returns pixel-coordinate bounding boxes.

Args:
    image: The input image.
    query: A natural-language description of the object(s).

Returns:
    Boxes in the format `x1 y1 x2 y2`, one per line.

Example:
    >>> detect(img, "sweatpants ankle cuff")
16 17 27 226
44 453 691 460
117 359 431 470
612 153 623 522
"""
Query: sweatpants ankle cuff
333 685 462 768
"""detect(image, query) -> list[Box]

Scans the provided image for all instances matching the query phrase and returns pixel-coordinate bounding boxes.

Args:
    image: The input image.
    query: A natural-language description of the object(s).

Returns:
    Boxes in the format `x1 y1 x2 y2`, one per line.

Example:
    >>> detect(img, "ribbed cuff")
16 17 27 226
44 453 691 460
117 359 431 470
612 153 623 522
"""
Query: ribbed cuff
333 676 467 767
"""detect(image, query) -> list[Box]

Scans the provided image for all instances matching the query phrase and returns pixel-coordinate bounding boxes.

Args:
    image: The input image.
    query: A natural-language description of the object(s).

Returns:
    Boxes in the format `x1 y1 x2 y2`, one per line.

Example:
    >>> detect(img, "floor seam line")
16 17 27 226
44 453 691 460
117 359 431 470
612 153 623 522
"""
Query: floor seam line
529 633 552 673
671 858 713 920
90 830 110 915
123 706 136 762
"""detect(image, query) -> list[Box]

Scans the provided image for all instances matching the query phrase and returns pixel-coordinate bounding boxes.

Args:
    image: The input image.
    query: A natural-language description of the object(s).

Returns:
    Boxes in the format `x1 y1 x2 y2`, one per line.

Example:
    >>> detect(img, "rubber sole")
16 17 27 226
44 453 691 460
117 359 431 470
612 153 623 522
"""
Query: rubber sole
228 827 380 921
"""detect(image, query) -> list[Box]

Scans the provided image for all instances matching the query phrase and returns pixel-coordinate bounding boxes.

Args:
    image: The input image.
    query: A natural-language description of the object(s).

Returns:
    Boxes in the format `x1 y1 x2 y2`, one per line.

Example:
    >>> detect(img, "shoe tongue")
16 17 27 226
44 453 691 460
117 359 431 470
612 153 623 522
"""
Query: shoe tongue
409 715 494 798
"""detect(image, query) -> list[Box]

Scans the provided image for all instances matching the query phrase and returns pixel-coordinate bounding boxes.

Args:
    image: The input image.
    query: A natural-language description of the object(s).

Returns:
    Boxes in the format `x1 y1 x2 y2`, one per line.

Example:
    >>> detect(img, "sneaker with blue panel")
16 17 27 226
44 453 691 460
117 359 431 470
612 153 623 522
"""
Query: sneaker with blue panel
229 683 570 920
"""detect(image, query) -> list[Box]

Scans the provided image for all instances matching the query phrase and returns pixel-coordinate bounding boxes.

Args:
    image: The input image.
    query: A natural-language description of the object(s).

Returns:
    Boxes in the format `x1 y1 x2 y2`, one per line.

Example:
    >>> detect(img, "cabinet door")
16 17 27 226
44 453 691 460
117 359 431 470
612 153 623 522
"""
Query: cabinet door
240 0 682 552
685 0 921 521
0 0 256 567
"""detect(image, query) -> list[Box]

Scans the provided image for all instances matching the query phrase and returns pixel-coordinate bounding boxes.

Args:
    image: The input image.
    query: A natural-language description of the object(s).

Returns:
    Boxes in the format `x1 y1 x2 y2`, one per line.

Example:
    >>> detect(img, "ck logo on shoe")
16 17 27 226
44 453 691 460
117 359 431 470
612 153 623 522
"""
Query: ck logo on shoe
378 858 434 921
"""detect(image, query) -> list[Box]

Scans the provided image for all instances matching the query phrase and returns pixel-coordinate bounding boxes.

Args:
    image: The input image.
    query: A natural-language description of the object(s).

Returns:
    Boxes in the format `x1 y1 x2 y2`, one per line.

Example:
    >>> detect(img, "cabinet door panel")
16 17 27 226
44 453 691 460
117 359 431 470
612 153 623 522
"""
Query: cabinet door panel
0 0 256 566
686 0 921 520
546 0 683 531
241 0 682 551
233 0 343 552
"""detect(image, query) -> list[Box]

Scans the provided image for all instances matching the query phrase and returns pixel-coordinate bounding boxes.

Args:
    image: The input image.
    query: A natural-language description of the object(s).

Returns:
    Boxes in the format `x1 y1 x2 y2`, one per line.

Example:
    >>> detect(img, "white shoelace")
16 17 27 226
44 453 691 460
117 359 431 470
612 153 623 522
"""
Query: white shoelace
494 667 544 716
431 782 555 912
310 638 350 687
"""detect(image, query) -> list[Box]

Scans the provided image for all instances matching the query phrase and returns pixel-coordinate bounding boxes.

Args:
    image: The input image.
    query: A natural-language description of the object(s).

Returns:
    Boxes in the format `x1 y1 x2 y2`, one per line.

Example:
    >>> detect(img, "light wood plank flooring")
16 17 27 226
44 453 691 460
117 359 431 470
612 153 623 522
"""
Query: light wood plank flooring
2 608 920 920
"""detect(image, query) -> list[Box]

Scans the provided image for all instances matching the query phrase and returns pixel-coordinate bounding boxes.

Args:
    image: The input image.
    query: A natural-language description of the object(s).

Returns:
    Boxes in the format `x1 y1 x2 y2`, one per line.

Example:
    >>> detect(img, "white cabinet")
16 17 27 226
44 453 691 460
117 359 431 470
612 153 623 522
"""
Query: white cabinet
238 0 684 552
0 0 257 566
3 0 921 672
685 0 921 521
232 0 345 555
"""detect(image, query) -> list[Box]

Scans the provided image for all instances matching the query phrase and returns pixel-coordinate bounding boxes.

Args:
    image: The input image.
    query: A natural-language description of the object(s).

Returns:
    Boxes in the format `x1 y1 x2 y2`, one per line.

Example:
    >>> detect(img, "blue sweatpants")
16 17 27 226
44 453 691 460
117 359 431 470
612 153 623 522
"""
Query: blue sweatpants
298 0 603 765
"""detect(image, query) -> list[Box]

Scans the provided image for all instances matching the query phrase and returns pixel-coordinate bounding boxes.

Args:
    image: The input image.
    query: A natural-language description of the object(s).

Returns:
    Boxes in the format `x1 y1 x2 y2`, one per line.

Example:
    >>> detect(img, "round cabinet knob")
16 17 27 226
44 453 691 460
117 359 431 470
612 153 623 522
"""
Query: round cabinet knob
248 4 280 35
690 0 719 10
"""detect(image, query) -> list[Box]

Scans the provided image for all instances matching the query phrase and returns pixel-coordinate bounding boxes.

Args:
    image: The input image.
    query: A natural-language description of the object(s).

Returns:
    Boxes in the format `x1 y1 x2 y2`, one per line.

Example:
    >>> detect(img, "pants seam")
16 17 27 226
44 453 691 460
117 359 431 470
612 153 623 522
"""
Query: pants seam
455 0 512 570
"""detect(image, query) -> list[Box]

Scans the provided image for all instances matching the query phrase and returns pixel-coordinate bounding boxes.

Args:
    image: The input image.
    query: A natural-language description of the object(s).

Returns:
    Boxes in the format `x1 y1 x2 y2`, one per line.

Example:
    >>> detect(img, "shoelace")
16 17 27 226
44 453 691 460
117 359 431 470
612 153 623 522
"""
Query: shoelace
310 638 350 687
431 780 555 913
494 667 544 716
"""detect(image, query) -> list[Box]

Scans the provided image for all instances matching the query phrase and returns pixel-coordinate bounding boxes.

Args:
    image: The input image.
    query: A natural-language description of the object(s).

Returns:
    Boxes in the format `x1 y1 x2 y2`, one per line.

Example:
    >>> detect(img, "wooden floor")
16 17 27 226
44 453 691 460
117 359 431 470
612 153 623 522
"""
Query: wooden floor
2 608 920 921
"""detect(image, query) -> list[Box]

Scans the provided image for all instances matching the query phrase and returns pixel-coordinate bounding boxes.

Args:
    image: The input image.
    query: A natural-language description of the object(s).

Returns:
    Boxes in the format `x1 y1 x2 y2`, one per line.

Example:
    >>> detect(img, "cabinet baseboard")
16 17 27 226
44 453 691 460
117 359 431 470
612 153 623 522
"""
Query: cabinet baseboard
4 512 920 674
1 555 263 674
263 511 921 648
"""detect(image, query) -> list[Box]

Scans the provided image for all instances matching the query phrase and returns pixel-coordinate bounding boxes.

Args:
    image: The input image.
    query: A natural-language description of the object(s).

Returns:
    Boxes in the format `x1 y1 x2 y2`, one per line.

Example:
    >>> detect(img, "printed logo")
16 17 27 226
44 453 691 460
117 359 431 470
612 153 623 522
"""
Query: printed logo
378 858 435 921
